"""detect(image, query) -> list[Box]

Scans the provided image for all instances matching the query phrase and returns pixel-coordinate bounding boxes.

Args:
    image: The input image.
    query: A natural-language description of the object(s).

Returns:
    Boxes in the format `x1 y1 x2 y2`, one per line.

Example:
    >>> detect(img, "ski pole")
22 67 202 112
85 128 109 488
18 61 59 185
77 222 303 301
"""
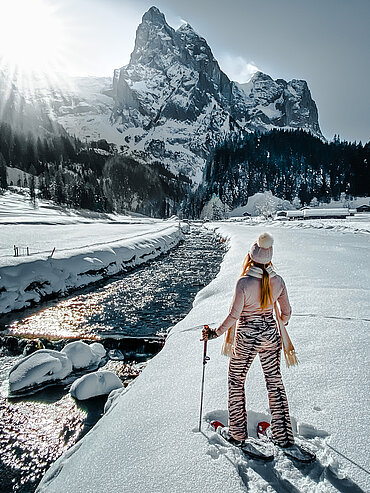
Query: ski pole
199 325 210 432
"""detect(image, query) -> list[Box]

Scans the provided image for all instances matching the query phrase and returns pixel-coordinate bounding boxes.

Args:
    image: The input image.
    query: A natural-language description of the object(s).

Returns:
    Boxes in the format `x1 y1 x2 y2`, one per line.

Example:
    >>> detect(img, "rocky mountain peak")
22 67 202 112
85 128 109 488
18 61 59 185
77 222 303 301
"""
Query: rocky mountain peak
130 6 177 66
142 6 166 25
251 71 273 82
108 7 323 181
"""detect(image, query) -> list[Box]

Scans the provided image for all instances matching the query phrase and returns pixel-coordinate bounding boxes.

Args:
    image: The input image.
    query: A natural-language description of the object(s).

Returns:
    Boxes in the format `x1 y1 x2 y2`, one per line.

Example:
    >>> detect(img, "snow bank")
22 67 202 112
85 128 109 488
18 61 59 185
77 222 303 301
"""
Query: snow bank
37 222 370 492
8 349 72 394
61 342 106 370
70 371 123 400
0 222 184 314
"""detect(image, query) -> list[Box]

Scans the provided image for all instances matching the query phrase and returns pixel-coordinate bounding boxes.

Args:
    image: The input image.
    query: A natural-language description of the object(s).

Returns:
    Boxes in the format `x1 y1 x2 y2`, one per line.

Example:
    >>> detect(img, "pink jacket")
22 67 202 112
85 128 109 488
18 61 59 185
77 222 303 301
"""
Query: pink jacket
216 272 292 337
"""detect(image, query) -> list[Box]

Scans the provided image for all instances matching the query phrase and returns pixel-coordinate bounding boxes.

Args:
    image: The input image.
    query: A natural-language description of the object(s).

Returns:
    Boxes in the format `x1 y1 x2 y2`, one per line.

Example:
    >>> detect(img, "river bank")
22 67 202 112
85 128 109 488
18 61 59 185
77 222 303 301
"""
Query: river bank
0 225 225 492
35 221 370 493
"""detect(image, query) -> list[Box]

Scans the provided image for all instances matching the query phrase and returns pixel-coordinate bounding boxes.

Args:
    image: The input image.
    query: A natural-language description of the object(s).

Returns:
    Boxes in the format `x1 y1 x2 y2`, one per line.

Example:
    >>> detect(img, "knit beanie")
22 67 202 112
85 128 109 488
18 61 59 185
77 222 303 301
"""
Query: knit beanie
250 232 274 264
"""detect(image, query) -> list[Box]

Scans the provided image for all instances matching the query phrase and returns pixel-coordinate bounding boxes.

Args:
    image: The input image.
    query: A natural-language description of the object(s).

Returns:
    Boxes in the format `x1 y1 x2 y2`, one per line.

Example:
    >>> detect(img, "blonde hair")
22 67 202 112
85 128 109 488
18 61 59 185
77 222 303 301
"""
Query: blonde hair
241 253 273 310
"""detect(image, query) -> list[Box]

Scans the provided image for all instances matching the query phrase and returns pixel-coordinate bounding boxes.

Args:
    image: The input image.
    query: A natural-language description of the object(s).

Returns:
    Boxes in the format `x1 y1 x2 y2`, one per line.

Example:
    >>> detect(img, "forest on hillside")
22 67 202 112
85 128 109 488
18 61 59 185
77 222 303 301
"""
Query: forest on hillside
184 129 369 218
0 122 368 218
0 122 190 216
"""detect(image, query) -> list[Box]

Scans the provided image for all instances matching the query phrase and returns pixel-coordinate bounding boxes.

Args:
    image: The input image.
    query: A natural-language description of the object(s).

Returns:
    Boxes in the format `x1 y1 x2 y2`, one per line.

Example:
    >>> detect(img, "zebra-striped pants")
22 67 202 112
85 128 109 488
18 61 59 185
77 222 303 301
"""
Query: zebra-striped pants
228 314 294 445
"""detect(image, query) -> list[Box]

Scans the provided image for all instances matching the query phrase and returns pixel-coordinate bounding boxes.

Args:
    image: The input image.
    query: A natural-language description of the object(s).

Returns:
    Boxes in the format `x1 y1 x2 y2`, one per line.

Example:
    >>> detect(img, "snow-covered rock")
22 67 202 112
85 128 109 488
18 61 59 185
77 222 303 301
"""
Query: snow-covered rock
61 341 106 371
8 349 72 394
70 370 123 400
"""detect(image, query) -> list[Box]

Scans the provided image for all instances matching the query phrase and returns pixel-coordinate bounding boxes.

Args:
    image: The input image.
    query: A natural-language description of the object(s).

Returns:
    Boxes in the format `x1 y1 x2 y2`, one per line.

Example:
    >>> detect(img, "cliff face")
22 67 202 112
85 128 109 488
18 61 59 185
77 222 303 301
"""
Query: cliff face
109 7 322 181
238 72 321 135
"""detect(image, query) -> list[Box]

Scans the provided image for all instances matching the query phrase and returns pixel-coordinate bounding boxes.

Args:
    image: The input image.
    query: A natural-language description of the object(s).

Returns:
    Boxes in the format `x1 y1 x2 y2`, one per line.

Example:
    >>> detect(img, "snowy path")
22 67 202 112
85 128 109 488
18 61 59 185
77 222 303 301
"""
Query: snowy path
37 222 369 492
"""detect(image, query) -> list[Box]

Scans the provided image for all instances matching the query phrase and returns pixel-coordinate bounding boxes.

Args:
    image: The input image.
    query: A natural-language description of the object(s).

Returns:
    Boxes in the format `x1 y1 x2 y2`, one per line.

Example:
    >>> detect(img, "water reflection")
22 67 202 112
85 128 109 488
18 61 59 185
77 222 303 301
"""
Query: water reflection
0 390 85 492
3 227 224 340
0 227 225 492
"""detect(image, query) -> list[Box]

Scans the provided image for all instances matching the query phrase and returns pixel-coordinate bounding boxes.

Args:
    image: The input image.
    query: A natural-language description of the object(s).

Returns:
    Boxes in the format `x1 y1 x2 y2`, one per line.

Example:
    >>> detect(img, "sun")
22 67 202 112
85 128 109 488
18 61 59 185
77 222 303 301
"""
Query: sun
0 0 67 76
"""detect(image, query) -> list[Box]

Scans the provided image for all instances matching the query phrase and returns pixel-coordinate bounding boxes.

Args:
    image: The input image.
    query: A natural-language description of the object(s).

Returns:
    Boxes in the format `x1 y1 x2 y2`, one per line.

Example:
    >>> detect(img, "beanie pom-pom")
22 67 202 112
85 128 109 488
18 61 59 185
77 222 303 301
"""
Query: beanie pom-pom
257 232 274 249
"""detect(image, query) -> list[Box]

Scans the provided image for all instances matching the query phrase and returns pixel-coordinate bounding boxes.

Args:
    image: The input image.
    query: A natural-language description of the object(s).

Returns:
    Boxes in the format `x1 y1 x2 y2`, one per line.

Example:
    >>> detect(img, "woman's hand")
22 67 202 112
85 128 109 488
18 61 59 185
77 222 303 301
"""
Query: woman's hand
201 325 218 341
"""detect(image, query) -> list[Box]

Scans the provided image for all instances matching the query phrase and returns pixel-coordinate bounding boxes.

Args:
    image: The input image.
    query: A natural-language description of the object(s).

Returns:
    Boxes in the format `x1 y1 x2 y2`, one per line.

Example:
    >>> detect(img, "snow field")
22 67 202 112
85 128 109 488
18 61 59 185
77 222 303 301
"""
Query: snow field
0 189 159 227
0 219 185 314
37 221 370 492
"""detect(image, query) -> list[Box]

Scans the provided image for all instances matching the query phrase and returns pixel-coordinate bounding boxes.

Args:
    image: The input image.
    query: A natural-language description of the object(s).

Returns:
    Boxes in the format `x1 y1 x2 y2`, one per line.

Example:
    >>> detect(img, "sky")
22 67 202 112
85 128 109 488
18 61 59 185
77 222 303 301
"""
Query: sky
1 0 369 142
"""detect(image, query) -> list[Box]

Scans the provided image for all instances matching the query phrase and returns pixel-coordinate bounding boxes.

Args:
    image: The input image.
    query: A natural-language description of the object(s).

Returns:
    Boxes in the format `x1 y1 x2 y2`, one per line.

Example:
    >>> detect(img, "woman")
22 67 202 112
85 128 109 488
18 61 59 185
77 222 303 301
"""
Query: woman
203 232 295 449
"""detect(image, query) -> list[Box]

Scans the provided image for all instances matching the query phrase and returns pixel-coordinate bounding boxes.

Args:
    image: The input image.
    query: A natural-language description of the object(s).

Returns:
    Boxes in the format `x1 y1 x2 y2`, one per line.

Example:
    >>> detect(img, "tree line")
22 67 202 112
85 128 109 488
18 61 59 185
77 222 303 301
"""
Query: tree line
0 122 190 216
0 122 368 218
184 129 369 217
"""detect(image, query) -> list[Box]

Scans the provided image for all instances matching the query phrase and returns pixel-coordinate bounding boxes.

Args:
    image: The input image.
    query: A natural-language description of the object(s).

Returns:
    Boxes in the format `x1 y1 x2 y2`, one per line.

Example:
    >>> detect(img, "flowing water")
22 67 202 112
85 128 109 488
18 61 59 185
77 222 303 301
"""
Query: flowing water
0 225 225 492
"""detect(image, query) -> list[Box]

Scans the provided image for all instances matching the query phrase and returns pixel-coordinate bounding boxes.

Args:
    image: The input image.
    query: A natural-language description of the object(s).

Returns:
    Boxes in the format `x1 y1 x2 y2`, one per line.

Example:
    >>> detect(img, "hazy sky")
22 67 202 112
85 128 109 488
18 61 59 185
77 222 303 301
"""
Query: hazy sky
31 0 370 142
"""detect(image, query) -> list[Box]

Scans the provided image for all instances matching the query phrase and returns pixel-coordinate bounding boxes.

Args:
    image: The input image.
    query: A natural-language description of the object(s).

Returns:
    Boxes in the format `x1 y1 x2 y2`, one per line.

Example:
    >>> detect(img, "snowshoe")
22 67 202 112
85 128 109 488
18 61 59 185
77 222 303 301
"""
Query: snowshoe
214 422 244 447
242 438 274 461
211 420 274 461
277 442 316 463
257 421 316 463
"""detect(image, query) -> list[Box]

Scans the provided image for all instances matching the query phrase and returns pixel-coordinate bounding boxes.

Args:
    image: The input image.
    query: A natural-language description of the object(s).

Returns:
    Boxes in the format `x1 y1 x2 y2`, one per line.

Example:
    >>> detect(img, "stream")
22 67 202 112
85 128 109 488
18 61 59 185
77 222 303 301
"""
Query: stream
0 225 225 492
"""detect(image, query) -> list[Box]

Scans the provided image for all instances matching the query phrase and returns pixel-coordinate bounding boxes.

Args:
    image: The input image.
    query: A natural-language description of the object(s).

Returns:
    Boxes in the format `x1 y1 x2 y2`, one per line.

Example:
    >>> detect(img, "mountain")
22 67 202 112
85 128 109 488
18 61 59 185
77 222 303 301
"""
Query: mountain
237 72 321 135
0 6 323 184
109 6 322 181
0 70 66 137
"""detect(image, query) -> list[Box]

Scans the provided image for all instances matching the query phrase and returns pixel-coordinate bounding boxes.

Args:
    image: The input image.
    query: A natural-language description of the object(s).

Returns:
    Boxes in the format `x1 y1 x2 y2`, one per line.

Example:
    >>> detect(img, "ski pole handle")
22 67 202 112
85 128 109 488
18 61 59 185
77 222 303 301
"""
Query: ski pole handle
200 324 212 342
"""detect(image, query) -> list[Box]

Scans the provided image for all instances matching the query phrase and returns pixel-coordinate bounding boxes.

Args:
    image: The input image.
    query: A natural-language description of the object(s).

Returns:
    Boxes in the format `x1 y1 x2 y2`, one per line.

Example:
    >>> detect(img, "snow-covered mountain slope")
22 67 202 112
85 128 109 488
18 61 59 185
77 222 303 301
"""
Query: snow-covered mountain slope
0 7 323 183
0 69 65 137
108 6 322 181
32 76 119 143
36 222 369 492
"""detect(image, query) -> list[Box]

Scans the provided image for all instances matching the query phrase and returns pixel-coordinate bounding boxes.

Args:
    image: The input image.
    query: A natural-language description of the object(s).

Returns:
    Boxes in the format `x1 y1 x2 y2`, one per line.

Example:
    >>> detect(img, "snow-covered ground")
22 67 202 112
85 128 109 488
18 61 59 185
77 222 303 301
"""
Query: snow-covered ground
0 189 158 227
37 219 370 492
0 191 184 313
229 191 370 218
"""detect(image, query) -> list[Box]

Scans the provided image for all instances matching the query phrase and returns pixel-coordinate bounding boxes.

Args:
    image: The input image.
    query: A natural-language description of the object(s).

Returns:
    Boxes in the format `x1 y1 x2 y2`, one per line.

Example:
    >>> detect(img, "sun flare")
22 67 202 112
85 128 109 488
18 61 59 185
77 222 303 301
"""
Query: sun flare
0 0 67 76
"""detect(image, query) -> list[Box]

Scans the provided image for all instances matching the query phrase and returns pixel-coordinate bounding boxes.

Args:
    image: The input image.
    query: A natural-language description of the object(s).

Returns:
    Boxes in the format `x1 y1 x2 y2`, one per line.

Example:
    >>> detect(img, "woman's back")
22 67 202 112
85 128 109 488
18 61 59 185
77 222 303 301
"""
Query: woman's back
216 270 291 336
236 274 291 321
